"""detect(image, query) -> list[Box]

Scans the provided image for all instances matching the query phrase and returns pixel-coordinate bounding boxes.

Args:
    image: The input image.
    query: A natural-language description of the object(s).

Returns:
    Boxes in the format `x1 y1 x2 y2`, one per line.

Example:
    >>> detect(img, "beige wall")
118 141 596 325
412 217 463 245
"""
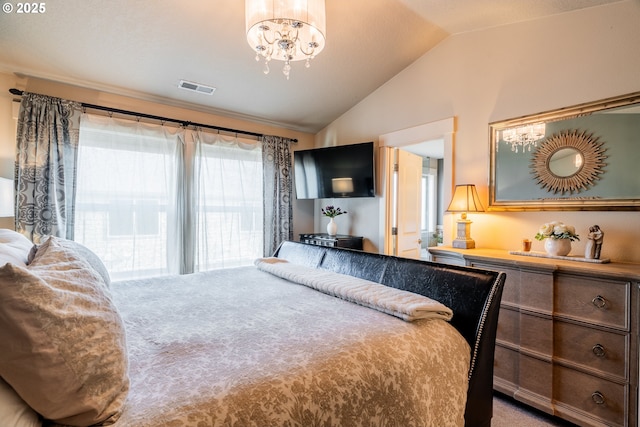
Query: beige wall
0 73 316 238
315 1 640 263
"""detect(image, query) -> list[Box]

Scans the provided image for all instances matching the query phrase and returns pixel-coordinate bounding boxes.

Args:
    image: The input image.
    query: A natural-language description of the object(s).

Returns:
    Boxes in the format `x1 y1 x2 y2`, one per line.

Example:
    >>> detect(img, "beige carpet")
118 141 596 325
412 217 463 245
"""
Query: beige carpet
493 393 578 427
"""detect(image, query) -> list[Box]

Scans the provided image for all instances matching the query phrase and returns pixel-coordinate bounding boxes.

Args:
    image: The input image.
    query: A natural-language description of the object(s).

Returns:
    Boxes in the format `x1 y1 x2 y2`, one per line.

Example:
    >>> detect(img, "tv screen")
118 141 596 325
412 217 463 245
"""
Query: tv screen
293 142 375 199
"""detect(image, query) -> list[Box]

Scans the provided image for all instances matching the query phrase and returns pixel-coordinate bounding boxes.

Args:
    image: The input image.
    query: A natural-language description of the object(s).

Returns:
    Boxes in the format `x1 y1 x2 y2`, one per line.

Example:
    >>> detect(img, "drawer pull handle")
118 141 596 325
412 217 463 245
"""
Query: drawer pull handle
591 391 605 405
591 295 607 309
592 344 606 358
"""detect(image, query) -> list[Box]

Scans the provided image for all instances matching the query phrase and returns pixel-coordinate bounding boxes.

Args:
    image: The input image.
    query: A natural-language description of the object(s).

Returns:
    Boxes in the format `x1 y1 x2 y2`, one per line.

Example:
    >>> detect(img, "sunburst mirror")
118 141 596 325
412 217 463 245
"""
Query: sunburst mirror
530 130 607 195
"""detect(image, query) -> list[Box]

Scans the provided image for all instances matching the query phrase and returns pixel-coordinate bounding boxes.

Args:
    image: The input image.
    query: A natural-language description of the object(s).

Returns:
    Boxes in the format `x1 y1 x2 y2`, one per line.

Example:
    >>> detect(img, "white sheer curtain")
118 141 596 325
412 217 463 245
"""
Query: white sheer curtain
191 130 263 272
74 114 183 280
74 114 264 280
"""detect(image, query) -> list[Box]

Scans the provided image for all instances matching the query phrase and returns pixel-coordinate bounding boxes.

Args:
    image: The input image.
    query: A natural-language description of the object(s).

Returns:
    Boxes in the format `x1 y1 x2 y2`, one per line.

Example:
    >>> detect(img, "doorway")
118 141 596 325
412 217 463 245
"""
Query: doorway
378 118 455 258
420 156 444 255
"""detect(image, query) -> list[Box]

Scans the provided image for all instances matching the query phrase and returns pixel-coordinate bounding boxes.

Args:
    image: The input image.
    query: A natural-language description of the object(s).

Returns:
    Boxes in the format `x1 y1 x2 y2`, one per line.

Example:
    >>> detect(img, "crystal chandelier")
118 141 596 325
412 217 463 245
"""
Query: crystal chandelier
245 0 326 80
500 123 546 153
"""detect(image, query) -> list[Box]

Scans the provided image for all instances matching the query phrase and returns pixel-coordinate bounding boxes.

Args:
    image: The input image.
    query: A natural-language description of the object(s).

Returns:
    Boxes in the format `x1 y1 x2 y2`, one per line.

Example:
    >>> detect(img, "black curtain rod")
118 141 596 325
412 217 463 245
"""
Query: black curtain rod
9 88 297 143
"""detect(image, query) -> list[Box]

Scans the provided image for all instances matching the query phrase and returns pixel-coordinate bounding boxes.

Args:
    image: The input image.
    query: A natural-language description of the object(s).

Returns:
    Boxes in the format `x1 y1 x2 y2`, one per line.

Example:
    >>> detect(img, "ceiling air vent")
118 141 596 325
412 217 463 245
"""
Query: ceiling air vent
178 80 216 95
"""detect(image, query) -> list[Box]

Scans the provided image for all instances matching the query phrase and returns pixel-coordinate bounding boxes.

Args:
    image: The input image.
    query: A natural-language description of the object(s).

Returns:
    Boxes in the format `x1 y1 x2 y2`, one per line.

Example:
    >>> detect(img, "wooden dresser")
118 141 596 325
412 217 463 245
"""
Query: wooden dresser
429 247 640 427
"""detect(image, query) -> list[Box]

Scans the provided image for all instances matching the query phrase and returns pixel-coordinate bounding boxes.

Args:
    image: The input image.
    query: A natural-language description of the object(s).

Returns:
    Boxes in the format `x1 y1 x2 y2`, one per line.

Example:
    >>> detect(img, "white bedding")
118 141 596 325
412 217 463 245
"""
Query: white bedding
255 257 454 321
110 265 471 427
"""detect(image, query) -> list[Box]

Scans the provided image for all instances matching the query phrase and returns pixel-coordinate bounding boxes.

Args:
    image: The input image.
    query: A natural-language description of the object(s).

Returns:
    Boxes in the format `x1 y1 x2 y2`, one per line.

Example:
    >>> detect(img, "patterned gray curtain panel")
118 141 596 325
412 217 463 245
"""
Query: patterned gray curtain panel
262 135 294 256
14 93 82 243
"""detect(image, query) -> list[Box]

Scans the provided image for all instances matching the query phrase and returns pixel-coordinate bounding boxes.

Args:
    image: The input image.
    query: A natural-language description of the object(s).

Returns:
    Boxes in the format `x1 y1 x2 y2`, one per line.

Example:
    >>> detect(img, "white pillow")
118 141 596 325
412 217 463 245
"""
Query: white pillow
27 237 111 287
0 378 41 427
0 237 129 425
0 229 32 268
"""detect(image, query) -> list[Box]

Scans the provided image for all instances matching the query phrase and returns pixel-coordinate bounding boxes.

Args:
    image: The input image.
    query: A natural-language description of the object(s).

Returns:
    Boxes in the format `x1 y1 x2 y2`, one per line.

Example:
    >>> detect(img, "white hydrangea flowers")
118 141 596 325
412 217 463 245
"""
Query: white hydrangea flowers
535 221 580 241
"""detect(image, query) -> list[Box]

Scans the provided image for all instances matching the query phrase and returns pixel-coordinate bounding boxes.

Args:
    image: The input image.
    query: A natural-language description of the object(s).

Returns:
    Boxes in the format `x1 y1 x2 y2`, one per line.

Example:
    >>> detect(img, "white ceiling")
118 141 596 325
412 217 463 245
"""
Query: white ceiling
0 0 623 134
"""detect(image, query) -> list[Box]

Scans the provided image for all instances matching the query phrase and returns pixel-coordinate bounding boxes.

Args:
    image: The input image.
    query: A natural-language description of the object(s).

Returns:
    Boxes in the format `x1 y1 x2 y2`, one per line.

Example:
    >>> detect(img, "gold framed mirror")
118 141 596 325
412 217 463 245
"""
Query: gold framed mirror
489 92 640 211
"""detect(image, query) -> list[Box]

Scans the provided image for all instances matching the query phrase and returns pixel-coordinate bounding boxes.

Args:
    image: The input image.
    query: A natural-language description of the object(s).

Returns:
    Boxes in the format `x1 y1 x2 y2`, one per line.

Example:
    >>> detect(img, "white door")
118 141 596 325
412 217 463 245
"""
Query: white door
395 150 422 259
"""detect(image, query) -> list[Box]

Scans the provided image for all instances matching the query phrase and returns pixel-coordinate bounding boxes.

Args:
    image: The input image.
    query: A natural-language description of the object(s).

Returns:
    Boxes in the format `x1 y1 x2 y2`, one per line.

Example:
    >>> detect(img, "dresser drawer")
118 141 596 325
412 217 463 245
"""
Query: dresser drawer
496 307 519 344
431 253 466 266
519 352 553 399
494 345 518 389
554 275 629 330
554 321 627 379
471 263 553 311
553 366 626 426
494 266 520 305
520 312 552 355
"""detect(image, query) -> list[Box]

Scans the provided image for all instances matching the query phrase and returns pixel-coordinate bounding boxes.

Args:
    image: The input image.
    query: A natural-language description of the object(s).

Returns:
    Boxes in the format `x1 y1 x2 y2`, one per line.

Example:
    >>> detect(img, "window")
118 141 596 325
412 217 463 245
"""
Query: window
421 173 436 232
74 114 263 280
421 158 441 248
108 200 160 237
193 134 263 271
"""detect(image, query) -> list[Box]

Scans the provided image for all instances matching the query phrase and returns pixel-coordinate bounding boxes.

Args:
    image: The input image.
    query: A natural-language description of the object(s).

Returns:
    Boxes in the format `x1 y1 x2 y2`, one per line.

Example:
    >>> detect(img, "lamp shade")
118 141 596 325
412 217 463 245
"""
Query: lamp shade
447 184 484 213
331 177 354 194
0 177 15 217
246 0 326 79
245 0 326 63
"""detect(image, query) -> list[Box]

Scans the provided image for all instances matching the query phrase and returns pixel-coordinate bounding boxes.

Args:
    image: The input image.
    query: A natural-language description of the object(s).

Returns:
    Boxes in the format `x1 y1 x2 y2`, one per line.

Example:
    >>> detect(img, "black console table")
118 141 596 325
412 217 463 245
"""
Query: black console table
299 233 363 250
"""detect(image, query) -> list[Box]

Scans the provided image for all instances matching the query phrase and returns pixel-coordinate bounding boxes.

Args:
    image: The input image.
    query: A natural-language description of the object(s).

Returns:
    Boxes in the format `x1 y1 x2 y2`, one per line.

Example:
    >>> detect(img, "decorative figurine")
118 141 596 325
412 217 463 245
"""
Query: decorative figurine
585 225 604 259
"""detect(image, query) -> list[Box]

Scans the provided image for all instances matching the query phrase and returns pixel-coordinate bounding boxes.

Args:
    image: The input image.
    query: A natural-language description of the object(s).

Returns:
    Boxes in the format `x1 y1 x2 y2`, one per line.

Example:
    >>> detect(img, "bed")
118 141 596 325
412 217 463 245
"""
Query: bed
0 230 505 427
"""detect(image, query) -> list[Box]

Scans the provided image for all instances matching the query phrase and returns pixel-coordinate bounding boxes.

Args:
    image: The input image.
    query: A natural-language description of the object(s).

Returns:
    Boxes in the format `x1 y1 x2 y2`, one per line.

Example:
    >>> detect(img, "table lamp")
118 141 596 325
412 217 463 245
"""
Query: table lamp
446 184 484 249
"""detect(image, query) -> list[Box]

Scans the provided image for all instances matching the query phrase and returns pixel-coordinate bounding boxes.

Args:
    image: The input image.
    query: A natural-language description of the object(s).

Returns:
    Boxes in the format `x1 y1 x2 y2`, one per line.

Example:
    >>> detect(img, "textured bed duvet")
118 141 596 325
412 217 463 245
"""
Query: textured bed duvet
110 261 471 427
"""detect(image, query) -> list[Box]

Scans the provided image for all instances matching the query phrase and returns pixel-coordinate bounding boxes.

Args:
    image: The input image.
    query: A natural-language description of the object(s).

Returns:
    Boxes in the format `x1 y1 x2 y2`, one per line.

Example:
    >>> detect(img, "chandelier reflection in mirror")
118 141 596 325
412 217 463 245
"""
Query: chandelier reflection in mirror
500 123 546 153
245 0 326 80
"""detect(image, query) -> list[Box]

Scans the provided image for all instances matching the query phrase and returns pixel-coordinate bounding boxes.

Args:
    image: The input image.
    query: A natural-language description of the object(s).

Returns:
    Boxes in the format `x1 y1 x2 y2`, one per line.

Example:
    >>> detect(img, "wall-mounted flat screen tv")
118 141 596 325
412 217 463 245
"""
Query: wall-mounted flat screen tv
293 141 375 199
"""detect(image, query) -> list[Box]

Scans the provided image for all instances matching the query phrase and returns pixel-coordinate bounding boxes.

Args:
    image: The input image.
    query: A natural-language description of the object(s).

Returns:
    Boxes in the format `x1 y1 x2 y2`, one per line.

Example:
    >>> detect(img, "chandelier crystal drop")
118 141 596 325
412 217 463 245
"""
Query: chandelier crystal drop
245 0 326 80
500 123 546 153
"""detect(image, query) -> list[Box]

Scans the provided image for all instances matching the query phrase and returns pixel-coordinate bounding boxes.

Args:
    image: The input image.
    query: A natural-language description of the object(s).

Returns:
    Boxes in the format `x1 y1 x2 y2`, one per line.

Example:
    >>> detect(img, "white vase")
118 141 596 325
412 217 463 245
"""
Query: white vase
544 238 571 256
327 218 337 236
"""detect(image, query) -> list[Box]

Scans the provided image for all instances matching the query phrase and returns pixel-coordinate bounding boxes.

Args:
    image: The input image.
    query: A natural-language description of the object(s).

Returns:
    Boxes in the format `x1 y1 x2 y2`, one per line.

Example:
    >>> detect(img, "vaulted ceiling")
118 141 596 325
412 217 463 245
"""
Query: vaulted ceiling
0 0 623 133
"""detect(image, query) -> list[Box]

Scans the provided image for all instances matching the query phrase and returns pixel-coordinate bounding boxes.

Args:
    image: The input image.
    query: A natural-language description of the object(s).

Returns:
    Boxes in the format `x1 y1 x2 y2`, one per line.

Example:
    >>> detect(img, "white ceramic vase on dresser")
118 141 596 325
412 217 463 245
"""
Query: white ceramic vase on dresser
544 238 571 256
